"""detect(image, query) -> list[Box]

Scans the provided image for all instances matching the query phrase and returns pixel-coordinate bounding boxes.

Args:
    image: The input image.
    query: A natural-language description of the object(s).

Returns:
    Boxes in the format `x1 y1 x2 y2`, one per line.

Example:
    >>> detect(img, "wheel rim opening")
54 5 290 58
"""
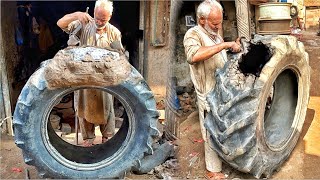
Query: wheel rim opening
45 88 130 164
264 69 298 149
238 42 272 76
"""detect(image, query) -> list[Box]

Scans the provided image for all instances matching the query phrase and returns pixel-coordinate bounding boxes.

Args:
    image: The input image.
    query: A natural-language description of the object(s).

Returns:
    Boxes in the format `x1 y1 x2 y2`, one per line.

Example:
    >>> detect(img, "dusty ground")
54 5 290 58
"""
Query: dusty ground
1 30 320 179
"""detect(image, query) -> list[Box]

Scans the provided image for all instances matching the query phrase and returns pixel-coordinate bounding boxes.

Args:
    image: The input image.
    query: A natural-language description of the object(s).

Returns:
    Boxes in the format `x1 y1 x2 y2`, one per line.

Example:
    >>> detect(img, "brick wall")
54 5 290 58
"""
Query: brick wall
304 0 320 7
305 7 320 30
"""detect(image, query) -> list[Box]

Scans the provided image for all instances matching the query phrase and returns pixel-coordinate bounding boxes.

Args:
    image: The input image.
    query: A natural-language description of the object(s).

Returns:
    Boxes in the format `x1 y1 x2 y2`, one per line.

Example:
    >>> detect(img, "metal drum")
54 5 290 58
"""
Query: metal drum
257 3 292 35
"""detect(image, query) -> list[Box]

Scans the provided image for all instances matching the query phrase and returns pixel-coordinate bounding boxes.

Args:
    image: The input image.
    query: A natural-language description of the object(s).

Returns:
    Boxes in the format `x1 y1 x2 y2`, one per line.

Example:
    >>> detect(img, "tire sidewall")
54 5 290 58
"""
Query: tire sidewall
15 70 155 178
256 41 309 158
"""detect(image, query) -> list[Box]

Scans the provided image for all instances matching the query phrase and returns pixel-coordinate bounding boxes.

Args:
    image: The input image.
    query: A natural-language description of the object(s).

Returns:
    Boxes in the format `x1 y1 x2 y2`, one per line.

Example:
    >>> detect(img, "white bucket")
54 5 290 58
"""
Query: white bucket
50 114 61 130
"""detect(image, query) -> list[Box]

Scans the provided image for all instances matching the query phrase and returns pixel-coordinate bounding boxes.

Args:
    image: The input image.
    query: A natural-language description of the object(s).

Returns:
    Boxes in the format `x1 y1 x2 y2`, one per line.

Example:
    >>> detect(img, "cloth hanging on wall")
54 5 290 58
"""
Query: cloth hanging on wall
39 22 54 53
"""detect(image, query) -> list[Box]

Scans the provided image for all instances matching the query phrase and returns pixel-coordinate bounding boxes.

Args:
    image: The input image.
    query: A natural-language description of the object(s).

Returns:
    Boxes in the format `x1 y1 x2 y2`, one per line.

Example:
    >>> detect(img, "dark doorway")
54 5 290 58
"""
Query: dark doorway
112 1 141 70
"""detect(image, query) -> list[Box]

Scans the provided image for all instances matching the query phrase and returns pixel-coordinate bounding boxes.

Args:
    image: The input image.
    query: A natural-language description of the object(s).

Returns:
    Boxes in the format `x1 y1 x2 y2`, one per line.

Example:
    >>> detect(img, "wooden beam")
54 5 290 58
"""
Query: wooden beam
139 1 145 75
0 33 13 136
235 0 251 40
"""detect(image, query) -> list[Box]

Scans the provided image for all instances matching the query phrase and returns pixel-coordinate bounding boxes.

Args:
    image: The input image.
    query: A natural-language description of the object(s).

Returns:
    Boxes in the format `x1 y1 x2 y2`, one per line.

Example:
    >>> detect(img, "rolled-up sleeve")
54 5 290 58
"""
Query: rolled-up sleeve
183 29 201 64
114 29 124 50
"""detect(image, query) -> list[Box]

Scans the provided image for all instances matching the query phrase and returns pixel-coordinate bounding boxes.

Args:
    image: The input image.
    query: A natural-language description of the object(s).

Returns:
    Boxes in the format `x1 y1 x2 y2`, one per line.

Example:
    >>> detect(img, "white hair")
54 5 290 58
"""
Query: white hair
95 0 113 14
197 0 223 23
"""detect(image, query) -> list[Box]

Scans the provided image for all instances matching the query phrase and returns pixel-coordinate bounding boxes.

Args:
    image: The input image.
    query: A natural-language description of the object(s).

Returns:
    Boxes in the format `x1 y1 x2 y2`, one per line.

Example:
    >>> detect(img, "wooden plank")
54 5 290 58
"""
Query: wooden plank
0 67 6 133
149 0 170 46
0 30 13 136
235 0 251 40
139 1 145 75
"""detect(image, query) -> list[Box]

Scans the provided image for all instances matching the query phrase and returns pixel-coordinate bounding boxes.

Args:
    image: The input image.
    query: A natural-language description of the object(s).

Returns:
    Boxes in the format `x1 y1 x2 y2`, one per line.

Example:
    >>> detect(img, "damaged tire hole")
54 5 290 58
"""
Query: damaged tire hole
238 42 273 76
45 88 130 165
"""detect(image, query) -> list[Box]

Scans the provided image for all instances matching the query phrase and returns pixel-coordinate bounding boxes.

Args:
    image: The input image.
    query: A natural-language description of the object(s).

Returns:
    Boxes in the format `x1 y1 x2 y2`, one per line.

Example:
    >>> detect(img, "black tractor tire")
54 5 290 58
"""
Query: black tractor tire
13 47 160 179
204 36 310 178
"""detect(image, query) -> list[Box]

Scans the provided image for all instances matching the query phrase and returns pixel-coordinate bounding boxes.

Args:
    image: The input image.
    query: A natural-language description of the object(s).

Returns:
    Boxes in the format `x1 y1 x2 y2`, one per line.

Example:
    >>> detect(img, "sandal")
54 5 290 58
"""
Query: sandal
82 139 94 147
204 170 226 180
102 137 109 143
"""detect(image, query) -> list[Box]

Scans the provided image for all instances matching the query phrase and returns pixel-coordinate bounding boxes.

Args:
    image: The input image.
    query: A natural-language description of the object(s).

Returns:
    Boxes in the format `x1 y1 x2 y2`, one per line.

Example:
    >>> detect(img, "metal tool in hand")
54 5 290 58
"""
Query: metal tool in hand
67 7 90 46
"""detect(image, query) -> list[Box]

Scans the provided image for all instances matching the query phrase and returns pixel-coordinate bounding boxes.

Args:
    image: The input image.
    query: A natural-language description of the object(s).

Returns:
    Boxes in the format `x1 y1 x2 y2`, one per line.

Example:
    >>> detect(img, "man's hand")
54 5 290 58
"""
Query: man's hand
235 37 241 45
226 38 241 53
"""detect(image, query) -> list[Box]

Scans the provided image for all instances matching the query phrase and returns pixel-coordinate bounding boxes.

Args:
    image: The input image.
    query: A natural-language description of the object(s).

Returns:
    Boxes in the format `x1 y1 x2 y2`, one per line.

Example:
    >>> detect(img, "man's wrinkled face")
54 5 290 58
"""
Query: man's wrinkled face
202 8 222 36
94 7 112 30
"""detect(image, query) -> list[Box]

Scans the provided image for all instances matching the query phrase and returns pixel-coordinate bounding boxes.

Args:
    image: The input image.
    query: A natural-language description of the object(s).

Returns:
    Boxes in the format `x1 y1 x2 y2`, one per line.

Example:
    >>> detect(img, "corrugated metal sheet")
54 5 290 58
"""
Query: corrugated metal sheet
304 0 320 7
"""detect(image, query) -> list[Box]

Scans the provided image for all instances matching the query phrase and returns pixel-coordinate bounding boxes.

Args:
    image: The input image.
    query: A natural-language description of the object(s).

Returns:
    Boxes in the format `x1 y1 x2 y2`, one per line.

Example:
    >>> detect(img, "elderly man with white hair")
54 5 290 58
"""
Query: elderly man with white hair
57 0 123 146
183 0 241 179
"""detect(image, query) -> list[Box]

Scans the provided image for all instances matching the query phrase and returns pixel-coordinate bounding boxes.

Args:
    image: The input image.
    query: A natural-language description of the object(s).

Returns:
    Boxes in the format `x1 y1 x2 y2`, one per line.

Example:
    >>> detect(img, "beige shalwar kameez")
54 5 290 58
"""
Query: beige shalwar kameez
183 25 227 172
63 20 123 141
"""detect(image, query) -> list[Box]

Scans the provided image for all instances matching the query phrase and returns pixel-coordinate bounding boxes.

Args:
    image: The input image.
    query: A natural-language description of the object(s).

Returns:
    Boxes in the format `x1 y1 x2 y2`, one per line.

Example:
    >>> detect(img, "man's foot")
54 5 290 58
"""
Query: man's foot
102 137 109 143
205 170 225 180
82 139 94 147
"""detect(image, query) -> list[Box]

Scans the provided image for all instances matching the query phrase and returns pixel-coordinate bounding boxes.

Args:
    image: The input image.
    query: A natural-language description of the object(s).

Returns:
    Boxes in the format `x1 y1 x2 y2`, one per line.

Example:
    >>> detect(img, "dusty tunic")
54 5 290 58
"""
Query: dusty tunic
183 25 227 110
183 25 227 172
63 20 122 48
64 20 122 125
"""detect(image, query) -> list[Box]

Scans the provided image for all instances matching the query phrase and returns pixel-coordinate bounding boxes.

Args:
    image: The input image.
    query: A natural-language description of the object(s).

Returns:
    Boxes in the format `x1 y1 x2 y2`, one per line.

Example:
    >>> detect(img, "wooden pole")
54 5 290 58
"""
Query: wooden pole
235 0 251 40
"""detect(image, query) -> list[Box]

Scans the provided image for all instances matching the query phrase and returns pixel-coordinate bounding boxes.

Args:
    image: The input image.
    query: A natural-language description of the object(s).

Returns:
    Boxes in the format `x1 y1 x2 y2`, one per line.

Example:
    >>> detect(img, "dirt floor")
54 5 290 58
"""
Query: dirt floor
1 30 320 179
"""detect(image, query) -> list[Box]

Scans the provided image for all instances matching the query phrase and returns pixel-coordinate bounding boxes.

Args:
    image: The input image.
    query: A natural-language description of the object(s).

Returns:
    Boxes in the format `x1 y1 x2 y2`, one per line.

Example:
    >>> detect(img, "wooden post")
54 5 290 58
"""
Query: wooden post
139 1 145 75
235 0 251 40
0 32 13 136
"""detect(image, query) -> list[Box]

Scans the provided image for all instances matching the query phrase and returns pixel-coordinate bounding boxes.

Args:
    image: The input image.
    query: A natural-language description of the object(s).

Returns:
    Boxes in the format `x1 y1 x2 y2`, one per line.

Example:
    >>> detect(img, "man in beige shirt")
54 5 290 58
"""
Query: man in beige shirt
183 0 241 179
57 0 122 146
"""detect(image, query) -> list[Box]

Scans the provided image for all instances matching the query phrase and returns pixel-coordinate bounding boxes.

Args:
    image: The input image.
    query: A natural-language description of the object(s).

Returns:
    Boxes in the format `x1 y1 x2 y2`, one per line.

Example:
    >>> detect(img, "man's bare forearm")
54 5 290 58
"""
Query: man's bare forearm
191 41 241 63
57 12 79 29
192 43 228 63
57 12 93 29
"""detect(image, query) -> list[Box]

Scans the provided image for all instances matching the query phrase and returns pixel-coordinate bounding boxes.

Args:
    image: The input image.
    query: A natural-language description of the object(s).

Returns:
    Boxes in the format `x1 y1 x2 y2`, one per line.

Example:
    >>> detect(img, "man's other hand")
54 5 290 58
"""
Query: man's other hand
235 37 241 45
226 39 241 53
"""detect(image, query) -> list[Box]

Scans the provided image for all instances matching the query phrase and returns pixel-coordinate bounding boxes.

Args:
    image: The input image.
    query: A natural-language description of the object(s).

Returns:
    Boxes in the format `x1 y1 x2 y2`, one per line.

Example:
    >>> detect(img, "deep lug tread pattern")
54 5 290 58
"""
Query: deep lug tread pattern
205 36 310 178
14 140 25 148
24 158 35 165
13 47 160 179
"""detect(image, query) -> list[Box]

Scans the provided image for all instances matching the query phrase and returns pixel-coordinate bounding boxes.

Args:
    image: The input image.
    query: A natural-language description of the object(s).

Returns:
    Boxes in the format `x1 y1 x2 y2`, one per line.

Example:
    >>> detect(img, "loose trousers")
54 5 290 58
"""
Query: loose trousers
198 105 222 172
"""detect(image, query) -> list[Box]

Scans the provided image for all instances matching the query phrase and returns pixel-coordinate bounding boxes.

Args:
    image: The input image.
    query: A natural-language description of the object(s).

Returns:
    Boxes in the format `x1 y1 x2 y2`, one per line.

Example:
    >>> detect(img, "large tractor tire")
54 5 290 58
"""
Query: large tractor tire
13 47 160 178
205 36 310 178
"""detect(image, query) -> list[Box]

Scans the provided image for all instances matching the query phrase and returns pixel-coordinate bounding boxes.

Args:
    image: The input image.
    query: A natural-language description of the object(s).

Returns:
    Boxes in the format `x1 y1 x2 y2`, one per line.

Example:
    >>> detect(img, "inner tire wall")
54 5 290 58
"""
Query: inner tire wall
45 87 130 165
263 69 298 149
204 36 310 178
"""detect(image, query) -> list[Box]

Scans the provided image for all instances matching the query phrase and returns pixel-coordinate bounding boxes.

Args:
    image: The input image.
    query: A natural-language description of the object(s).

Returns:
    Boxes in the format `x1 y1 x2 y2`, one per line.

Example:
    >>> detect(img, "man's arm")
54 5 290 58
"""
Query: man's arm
192 40 241 63
57 12 93 29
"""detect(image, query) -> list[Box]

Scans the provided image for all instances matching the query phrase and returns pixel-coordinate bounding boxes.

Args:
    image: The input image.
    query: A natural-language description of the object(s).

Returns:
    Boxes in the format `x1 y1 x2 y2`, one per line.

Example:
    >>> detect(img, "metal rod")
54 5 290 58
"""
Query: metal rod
75 115 79 145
